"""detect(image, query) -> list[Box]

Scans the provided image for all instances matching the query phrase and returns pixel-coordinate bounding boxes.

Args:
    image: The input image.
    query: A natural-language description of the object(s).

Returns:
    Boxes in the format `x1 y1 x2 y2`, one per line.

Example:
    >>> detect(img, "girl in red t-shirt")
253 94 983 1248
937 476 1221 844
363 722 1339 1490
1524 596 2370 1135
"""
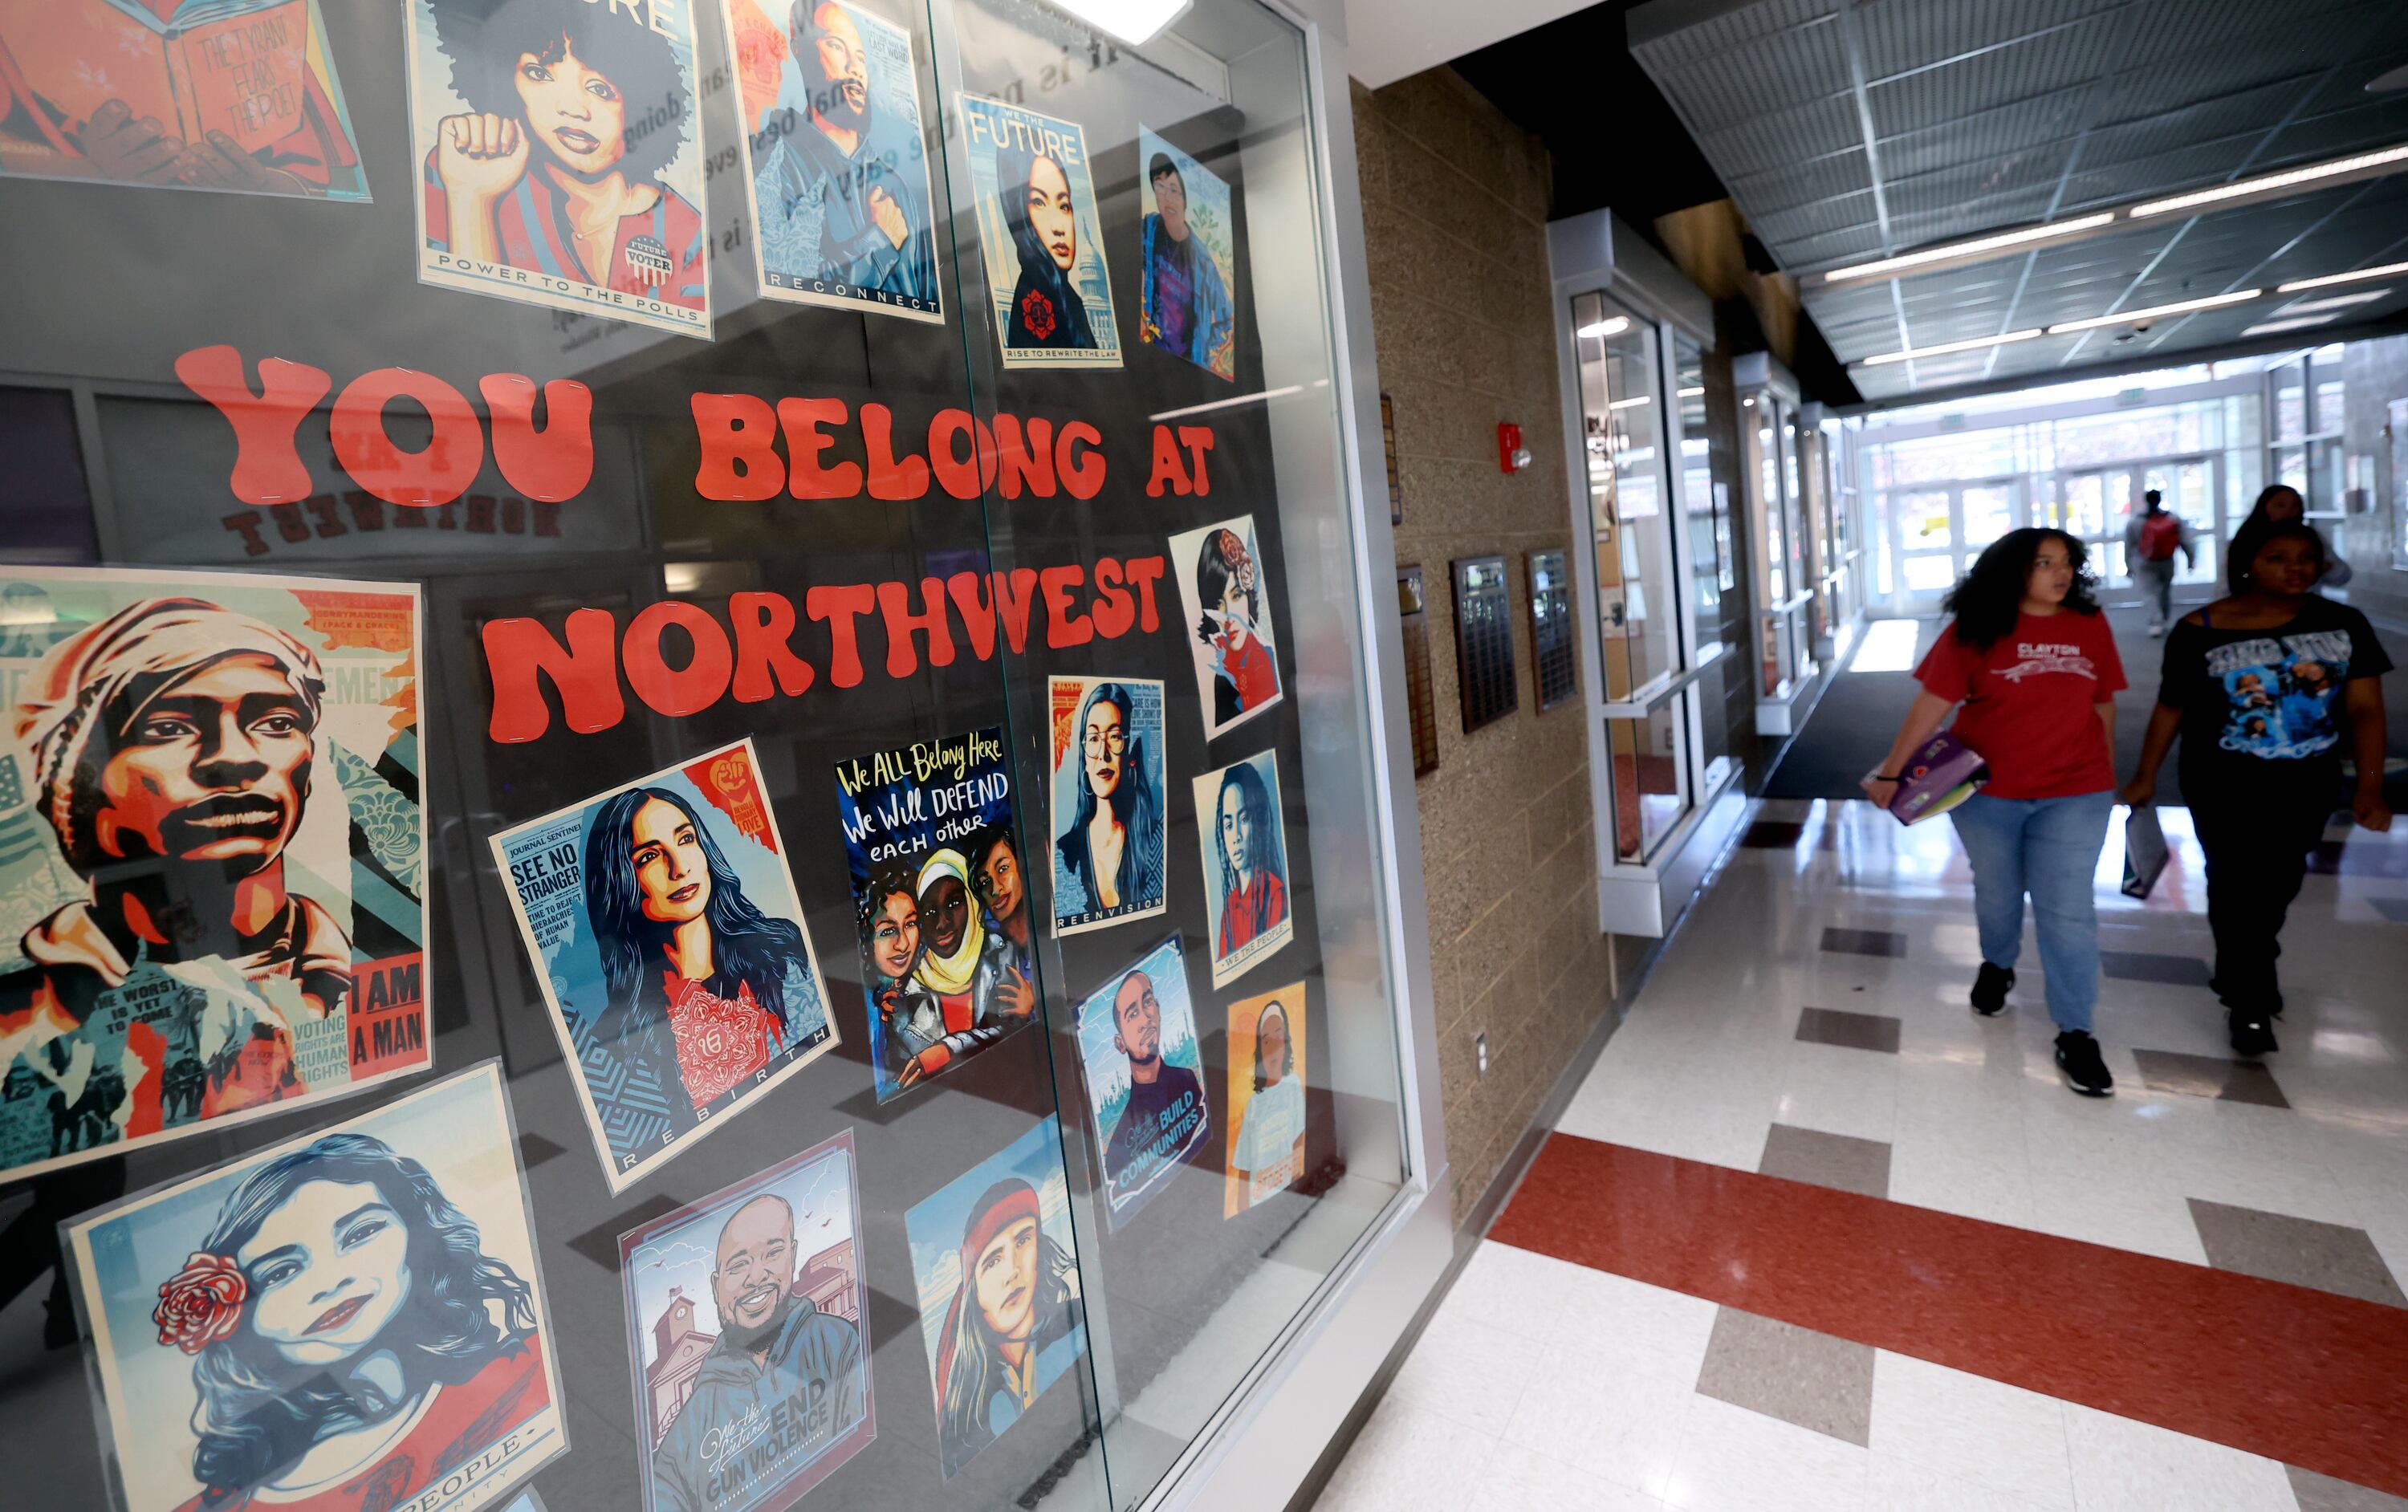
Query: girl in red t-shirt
1865 528 2125 1096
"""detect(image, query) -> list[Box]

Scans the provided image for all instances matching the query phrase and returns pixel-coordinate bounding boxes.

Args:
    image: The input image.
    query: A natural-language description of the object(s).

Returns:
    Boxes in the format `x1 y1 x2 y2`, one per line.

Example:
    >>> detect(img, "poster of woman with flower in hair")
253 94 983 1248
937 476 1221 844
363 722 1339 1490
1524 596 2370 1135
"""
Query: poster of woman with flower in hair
64 1063 563 1512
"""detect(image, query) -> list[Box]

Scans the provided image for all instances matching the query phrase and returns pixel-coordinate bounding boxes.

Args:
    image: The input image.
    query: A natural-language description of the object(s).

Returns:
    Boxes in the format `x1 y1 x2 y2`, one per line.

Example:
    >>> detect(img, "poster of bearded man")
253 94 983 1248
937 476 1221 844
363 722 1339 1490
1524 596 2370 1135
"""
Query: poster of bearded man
0 565 429 1182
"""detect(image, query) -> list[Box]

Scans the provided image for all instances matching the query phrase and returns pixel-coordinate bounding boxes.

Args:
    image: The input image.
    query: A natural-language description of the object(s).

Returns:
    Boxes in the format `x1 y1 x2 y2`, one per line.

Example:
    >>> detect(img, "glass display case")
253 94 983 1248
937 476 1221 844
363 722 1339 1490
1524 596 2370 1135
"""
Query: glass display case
0 2 1441 1510
1735 353 1816 736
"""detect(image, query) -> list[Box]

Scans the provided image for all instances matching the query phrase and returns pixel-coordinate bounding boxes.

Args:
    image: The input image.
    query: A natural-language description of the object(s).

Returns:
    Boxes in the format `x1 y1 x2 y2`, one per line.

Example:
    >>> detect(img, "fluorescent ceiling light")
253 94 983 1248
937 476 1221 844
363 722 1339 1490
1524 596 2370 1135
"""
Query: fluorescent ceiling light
2043 291 2261 334
1819 214 2115 284
2278 289 2391 314
1858 328 2044 367
2126 144 2408 219
2277 259 2408 293
1609 395 1653 410
1576 316 1631 338
2243 315 2342 336
1048 0 1190 43
1676 386 1705 397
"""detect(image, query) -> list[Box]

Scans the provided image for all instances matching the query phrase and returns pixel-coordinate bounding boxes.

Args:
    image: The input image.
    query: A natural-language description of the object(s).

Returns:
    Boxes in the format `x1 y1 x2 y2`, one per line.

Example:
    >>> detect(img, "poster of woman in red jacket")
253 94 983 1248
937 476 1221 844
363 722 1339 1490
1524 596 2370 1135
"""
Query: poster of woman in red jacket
1169 515 1285 740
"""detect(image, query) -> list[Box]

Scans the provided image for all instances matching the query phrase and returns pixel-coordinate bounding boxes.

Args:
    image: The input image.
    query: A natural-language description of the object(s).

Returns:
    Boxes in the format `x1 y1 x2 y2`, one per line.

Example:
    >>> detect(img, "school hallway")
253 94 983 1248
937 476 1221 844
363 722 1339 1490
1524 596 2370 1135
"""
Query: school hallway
1312 799 2408 1512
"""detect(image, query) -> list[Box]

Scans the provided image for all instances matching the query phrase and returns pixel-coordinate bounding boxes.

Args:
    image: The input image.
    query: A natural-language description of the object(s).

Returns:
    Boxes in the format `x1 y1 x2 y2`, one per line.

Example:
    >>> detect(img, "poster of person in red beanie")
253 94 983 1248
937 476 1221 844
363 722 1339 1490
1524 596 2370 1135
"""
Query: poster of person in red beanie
0 566 429 1183
905 1116 1087 1478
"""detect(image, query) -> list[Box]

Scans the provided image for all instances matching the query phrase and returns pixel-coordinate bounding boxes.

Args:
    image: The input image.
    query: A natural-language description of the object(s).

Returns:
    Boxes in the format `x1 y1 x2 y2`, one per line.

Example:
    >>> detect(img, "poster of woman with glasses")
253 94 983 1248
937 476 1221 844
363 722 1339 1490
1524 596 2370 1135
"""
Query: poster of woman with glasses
1047 677 1165 937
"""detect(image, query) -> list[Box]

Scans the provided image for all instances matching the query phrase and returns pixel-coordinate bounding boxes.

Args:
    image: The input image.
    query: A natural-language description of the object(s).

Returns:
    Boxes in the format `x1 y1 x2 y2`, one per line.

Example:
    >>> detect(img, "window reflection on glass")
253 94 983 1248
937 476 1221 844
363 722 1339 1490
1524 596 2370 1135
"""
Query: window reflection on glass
1674 339 1719 613
1608 707 1686 861
1573 293 1678 702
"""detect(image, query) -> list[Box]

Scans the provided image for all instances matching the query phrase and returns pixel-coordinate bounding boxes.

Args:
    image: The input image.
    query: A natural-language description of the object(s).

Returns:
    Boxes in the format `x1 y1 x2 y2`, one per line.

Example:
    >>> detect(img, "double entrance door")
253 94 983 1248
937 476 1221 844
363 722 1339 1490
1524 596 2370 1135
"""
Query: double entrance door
1888 455 2223 612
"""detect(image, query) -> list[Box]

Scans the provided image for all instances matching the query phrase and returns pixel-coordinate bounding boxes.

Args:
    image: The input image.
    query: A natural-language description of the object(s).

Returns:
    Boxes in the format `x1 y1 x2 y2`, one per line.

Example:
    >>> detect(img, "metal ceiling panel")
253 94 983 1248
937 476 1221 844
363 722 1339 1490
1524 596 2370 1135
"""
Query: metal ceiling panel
1628 0 2408 392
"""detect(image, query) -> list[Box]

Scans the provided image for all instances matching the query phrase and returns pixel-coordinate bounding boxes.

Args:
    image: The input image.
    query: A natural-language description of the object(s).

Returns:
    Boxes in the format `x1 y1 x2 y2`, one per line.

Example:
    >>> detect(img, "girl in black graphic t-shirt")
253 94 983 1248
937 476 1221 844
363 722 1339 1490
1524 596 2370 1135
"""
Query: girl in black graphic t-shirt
2121 522 2394 1055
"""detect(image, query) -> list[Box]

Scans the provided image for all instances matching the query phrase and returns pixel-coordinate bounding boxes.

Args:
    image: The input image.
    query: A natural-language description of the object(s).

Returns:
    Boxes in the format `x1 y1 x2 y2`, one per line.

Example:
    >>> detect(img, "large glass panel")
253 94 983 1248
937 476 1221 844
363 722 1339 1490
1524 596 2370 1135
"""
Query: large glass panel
1574 295 1679 701
0 6 1413 1512
1607 706 1688 861
1674 340 1722 616
1960 483 2015 554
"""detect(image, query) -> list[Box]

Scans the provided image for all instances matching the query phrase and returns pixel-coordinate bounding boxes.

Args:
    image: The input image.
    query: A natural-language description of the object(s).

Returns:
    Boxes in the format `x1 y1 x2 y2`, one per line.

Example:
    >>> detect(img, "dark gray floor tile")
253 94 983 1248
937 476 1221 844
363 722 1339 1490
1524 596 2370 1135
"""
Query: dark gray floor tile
2372 896 2408 925
1795 1006 1902 1055
2130 1047 2292 1108
2100 949 2213 986
2288 1465 2408 1511
2189 1199 2407 1308
1741 819 1805 848
1694 1306 1874 1446
1759 1123 1891 1199
1820 926 1905 958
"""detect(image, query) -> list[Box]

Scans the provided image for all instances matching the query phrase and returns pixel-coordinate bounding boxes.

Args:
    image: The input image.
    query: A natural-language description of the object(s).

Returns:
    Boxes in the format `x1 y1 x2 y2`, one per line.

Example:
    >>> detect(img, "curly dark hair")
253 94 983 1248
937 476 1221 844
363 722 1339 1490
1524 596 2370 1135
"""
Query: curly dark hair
855 857 921 946
425 0 692 180
2226 518 2327 594
186 1132 537 1504
1942 527 2099 652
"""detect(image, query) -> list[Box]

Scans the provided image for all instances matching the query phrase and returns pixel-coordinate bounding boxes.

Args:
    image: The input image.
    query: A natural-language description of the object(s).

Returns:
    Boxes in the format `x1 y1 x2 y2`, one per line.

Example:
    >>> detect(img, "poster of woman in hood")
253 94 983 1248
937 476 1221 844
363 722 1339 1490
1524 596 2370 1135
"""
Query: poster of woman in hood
958 94 1121 368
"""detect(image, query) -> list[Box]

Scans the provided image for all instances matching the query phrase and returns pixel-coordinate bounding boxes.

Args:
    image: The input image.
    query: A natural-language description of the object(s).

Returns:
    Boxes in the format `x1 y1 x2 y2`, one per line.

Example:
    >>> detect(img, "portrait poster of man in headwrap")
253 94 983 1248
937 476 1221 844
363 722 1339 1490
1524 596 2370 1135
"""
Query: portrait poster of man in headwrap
0 566 429 1183
722 0 942 321
490 738 835 1193
834 726 1035 1103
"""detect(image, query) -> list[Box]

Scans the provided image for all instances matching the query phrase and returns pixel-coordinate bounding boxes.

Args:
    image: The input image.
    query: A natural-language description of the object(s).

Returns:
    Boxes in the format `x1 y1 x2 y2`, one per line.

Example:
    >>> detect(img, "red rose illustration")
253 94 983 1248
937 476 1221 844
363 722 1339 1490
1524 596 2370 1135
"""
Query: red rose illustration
155 1252 246 1355
1019 290 1056 340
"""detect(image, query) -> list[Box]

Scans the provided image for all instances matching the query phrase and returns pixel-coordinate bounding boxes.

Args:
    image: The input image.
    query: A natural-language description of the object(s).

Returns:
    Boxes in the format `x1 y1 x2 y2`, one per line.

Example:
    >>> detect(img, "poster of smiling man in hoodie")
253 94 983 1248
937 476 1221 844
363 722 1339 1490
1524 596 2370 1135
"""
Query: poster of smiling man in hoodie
620 1129 873 1512
0 566 429 1184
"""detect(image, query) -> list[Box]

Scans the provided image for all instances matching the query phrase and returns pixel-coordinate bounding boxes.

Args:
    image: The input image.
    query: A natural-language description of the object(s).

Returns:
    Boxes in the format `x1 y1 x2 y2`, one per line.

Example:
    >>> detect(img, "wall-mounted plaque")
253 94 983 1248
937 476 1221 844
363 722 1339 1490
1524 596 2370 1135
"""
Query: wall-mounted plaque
1451 555 1517 734
1398 566 1438 776
1381 393 1403 526
1527 548 1576 712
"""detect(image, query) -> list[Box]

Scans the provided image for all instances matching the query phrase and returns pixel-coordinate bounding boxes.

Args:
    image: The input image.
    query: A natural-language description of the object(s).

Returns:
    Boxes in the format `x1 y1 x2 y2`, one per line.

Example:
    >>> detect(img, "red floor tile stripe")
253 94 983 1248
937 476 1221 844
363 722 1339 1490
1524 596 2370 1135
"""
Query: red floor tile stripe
1488 1134 2408 1496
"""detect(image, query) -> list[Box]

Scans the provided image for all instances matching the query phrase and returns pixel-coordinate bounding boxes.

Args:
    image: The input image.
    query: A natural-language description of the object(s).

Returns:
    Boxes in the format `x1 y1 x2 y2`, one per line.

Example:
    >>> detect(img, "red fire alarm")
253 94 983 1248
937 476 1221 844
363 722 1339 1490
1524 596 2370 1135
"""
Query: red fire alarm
1498 422 1531 474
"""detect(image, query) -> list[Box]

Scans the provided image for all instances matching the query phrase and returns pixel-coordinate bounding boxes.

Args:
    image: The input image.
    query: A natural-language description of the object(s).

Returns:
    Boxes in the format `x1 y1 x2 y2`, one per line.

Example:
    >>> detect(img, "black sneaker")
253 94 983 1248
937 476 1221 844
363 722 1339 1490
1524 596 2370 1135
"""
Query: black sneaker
2055 1031 2114 1096
2211 975 2285 1018
2229 1010 2279 1058
1970 962 2014 1016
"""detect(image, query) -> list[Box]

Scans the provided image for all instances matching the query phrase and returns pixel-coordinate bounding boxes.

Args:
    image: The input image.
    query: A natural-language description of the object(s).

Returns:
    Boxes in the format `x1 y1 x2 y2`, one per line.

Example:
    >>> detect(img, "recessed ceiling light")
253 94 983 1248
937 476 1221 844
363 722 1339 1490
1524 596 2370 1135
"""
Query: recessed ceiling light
1857 329 2045 367
1609 395 1653 409
2278 289 2392 315
1676 386 1705 397
2242 315 2342 336
2277 259 2408 294
1576 316 1631 338
2125 144 2408 219
1818 214 2116 285
2043 290 2262 334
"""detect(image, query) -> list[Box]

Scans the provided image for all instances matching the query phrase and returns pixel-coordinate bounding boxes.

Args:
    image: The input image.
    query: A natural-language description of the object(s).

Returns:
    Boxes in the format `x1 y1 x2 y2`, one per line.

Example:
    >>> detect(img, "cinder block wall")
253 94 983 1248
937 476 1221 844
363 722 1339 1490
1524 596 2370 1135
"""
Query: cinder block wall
1354 69 1615 1220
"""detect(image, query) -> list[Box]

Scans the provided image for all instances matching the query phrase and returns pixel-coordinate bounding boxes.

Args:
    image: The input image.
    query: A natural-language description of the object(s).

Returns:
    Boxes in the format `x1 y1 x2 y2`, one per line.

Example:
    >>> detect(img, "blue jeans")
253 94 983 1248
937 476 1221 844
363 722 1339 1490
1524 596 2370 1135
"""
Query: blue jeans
1949 791 2114 1034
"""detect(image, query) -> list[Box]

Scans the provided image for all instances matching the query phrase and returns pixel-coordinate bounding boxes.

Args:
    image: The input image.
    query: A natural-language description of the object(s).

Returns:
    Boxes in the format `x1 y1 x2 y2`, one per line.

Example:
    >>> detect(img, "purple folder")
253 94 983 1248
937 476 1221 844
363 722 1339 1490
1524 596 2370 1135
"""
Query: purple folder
1885 730 1988 825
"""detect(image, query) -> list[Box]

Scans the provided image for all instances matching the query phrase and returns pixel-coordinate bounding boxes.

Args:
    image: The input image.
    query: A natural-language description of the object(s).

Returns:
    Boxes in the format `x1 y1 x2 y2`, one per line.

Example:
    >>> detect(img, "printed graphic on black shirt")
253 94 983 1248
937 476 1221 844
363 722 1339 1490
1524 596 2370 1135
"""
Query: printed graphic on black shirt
1076 936 1208 1230
2204 629 2353 758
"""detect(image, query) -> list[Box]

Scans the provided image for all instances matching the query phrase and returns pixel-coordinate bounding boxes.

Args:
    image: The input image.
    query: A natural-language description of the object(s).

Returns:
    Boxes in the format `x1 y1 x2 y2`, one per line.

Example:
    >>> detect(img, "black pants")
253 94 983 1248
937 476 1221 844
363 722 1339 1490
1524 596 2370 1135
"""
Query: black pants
2186 758 2337 1010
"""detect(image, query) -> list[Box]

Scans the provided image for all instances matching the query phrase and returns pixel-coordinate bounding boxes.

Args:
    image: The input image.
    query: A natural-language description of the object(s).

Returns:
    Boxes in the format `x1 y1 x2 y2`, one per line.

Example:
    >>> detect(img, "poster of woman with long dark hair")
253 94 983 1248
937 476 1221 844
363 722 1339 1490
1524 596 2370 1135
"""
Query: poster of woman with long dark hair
490 738 833 1193
1189 750 1292 987
64 1063 563 1512
904 1116 1085 1478
1047 677 1166 936
405 0 711 337
958 93 1121 368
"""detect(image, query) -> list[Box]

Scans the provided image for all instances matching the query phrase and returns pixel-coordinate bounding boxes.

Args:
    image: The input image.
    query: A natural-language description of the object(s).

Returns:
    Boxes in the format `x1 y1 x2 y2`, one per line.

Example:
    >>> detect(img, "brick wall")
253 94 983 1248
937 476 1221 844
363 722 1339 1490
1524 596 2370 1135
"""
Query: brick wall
1354 68 1616 1220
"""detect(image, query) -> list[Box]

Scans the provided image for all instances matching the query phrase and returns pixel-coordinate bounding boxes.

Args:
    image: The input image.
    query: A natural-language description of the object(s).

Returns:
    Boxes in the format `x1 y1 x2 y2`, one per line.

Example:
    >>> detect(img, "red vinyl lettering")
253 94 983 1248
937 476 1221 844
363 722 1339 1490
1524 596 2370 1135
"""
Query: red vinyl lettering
729 591 815 701
1177 425 1216 495
1145 424 1191 497
876 578 956 677
623 601 734 718
990 567 1041 653
692 393 786 500
778 397 861 499
946 571 997 660
221 513 270 555
1057 421 1105 499
807 583 878 687
482 609 625 742
993 415 1056 498
328 368 483 507
480 375 594 502
860 403 930 501
928 409 998 499
175 344 331 506
1091 557 1137 638
1123 555 1166 632
1040 564 1093 648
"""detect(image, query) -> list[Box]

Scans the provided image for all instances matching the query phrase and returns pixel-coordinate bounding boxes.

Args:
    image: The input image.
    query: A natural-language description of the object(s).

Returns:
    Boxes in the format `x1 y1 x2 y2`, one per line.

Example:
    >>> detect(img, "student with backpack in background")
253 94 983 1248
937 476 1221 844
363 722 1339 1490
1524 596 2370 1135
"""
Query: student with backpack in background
2122 489 2195 636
